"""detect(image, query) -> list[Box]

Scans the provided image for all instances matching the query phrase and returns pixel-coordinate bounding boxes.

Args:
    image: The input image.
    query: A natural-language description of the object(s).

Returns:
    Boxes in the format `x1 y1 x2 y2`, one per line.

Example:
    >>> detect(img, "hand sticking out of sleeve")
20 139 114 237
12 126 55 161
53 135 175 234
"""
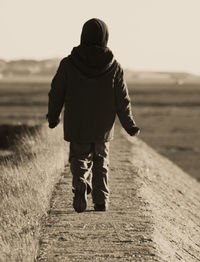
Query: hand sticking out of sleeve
127 126 140 136
46 114 60 129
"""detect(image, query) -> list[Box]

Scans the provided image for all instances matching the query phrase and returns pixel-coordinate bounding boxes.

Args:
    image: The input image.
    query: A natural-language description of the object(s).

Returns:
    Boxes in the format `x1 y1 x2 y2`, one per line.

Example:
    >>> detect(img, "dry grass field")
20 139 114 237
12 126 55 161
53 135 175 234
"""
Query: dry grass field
129 82 200 181
0 125 64 262
0 123 64 261
0 80 65 261
0 81 49 126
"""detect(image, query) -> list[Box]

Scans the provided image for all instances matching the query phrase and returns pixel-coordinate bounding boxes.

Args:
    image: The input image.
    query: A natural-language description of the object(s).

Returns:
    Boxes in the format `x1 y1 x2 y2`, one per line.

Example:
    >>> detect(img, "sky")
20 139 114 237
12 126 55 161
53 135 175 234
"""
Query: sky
1 0 200 73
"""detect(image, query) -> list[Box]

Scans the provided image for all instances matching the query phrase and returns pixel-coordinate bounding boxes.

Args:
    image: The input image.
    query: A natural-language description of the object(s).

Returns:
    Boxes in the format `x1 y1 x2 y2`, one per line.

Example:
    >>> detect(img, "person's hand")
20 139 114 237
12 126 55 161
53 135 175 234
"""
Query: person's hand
48 118 60 129
127 126 140 136
46 114 60 129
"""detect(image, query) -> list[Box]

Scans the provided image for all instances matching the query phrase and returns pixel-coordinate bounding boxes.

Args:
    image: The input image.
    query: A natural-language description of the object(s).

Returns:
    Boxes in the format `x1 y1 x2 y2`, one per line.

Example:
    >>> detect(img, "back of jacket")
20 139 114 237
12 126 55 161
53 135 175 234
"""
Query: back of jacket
63 57 117 142
48 55 136 143
48 19 136 142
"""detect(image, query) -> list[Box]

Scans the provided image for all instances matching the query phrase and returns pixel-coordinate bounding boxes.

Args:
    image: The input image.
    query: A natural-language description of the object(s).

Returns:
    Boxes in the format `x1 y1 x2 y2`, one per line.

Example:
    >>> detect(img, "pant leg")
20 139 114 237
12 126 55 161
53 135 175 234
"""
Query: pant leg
69 142 93 192
92 141 110 204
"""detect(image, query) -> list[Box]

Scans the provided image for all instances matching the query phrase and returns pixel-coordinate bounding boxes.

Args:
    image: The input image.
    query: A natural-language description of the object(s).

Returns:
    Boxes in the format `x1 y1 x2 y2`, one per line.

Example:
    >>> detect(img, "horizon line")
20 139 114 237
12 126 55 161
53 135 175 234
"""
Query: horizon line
0 57 199 75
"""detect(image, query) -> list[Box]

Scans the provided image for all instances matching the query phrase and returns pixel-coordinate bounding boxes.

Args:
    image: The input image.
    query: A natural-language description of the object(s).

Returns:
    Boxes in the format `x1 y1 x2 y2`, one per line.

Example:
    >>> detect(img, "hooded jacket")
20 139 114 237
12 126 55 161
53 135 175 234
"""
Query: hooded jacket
48 18 136 142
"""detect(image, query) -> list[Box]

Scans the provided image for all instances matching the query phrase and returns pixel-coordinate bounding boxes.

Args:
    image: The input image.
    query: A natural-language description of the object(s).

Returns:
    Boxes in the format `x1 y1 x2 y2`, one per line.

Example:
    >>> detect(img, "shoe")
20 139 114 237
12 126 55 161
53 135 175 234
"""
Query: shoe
94 203 108 211
73 180 87 213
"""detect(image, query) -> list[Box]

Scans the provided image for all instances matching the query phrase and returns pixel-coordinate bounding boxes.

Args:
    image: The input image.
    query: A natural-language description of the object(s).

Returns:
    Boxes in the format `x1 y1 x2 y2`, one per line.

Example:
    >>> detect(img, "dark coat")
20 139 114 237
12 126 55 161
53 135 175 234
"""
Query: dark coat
48 53 136 142
48 18 137 142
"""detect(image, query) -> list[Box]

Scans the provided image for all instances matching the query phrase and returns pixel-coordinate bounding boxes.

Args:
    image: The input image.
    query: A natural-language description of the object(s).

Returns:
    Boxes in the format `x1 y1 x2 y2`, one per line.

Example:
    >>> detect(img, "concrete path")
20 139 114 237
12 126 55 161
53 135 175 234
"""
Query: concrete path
37 124 200 262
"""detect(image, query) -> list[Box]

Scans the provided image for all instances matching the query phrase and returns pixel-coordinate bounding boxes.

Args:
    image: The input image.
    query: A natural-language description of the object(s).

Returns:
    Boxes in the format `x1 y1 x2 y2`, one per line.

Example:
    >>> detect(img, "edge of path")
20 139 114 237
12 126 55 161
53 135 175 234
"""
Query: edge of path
123 129 200 261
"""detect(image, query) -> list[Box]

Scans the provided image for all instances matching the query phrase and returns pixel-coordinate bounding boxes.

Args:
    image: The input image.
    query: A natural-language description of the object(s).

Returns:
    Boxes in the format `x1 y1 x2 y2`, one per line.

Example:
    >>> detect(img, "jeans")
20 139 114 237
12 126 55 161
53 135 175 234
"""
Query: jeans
69 141 110 204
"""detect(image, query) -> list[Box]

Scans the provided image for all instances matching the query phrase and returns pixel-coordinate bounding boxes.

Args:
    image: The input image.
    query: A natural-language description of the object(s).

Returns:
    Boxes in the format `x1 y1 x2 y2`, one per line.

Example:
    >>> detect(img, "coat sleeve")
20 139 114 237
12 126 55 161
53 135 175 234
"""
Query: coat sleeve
48 59 67 123
114 64 136 133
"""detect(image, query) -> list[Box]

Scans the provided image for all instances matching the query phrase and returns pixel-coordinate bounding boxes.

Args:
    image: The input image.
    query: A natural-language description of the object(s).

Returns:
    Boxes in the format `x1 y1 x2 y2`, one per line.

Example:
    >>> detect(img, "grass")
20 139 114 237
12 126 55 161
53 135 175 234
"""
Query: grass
0 123 65 261
0 81 49 125
128 82 200 106
130 82 200 181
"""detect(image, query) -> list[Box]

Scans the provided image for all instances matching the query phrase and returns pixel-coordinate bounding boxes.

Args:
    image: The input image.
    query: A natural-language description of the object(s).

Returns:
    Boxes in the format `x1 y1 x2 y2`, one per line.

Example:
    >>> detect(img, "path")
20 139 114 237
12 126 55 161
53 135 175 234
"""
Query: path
37 124 200 262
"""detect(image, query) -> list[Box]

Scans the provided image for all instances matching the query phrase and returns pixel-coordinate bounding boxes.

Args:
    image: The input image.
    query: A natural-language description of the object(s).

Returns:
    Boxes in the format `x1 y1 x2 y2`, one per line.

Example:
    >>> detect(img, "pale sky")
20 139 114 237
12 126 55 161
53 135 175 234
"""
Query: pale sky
1 0 200 73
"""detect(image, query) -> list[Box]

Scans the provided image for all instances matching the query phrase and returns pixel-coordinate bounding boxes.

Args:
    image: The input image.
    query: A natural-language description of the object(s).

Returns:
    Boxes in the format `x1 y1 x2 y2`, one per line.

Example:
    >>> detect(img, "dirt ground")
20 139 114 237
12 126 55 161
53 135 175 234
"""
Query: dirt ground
37 124 200 262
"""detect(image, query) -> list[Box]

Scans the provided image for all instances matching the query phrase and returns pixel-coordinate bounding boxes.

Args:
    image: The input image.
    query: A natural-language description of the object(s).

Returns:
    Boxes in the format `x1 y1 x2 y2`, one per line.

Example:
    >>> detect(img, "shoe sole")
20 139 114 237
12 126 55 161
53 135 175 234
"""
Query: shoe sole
94 204 107 212
73 181 87 213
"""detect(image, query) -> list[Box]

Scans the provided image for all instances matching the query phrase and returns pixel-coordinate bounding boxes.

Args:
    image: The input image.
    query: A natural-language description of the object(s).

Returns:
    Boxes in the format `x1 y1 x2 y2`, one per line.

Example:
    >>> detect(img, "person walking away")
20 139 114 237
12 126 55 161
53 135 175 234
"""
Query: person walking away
47 18 140 213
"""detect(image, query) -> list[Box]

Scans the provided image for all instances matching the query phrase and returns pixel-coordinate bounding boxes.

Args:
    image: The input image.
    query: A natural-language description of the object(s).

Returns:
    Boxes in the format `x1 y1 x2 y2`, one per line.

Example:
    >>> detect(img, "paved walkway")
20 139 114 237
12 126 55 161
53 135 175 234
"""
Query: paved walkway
37 127 157 261
37 124 200 261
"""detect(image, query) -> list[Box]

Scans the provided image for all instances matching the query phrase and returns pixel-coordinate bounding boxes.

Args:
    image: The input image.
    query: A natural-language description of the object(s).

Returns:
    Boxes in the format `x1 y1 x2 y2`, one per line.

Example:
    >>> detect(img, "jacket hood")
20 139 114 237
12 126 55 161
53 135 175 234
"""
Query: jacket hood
70 45 115 77
81 18 109 47
70 18 115 77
